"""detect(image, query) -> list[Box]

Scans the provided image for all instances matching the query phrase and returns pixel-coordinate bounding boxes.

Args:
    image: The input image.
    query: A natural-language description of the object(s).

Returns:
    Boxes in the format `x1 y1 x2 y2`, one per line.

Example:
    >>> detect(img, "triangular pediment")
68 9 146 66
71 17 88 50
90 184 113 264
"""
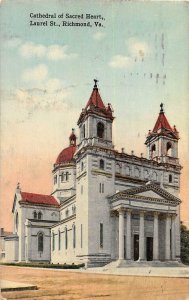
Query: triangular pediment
136 190 163 199
108 182 180 204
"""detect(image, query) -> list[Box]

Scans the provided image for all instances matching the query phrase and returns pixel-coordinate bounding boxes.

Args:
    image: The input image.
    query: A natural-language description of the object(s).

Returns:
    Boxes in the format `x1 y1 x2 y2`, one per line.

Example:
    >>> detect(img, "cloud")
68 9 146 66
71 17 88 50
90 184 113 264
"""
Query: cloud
109 38 150 69
19 42 77 61
22 64 48 82
5 37 22 48
93 32 106 41
128 38 150 58
15 79 69 112
109 55 131 69
15 75 69 112
20 42 46 58
47 45 69 61
45 78 63 92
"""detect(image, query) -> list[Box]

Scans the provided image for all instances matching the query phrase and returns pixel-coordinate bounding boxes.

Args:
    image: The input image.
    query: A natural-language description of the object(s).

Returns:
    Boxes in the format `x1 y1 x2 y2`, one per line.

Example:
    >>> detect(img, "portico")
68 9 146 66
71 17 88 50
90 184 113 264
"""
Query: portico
116 208 177 262
108 182 180 264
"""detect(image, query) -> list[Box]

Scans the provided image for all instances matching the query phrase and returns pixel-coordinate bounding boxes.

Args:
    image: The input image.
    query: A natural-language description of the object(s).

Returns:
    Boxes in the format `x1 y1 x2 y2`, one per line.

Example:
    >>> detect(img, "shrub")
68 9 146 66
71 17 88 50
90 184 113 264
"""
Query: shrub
0 262 85 269
181 223 189 265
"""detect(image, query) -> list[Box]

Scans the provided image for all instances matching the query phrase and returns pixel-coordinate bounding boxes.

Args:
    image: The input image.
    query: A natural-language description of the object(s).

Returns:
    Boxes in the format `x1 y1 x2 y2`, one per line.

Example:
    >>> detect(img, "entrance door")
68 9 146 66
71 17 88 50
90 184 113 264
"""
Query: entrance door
124 235 126 259
134 234 139 261
146 237 153 261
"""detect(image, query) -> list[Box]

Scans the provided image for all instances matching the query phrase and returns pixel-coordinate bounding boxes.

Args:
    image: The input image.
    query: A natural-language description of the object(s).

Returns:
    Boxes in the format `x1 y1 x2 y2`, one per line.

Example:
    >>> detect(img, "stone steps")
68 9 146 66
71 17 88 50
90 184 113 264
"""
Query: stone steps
77 254 111 268
103 260 185 269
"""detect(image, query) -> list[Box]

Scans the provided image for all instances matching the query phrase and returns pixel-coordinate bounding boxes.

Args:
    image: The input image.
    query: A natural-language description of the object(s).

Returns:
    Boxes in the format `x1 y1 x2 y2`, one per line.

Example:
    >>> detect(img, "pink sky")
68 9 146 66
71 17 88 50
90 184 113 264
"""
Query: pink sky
0 0 188 231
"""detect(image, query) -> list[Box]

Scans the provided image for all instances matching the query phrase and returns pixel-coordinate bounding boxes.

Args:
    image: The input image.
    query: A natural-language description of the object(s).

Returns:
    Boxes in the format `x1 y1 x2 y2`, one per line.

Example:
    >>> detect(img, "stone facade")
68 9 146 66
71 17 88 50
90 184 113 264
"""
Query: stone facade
1 81 182 267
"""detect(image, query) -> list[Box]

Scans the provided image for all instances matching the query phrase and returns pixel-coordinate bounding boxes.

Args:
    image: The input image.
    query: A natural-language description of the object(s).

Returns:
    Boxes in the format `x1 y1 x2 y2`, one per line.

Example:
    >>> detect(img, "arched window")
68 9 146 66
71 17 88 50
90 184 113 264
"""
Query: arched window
97 122 104 138
38 232 43 252
38 211 42 220
167 142 172 156
125 166 130 176
33 211 37 219
151 144 156 158
73 224 76 249
144 170 149 179
135 168 140 178
52 232 55 251
169 174 173 183
116 164 121 174
65 172 69 181
72 205 76 214
58 230 61 250
83 124 85 139
81 162 84 172
153 172 157 181
54 175 57 184
65 227 68 250
60 173 64 182
15 212 19 232
66 209 69 217
99 159 104 170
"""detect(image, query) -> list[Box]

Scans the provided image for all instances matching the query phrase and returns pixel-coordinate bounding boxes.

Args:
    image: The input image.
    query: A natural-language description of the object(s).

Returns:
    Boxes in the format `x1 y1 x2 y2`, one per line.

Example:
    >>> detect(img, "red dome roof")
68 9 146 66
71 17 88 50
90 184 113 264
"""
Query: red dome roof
55 145 76 165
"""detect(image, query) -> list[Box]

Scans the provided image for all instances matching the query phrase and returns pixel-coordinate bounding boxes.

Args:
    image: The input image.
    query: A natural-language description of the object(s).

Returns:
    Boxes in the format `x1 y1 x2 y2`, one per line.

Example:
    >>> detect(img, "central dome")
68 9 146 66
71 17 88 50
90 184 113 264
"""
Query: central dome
55 129 77 165
55 145 76 165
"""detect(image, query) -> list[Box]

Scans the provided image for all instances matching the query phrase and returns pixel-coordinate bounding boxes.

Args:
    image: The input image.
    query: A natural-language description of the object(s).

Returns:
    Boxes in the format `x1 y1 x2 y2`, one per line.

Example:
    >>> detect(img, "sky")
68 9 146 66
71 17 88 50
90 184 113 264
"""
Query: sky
0 0 189 231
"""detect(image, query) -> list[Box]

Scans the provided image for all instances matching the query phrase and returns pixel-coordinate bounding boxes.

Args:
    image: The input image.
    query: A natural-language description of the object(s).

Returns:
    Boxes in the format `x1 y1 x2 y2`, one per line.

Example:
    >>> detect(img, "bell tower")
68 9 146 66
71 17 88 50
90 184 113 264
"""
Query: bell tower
75 81 115 266
145 103 180 165
77 80 114 150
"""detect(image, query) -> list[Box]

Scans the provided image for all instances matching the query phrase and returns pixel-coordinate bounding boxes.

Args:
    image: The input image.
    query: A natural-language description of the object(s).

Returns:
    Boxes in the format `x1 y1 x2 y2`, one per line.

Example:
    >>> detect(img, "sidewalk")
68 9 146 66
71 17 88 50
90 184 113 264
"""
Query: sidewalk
0 280 37 292
81 266 189 278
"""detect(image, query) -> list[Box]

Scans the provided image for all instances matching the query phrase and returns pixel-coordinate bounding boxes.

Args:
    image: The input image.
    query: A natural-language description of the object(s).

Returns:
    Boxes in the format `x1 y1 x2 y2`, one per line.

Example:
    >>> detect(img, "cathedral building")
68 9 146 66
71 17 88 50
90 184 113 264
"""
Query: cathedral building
1 81 182 267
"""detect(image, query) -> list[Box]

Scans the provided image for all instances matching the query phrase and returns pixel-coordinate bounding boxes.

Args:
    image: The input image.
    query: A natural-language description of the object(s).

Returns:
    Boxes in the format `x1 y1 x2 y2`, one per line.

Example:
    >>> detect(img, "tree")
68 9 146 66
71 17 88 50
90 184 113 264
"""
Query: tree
181 223 189 265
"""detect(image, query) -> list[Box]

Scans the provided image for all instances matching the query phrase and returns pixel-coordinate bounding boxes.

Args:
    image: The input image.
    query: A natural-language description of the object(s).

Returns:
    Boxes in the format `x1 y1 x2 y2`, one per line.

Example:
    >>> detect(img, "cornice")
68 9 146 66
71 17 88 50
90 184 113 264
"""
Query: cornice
115 174 148 184
76 171 87 180
19 201 60 210
52 162 76 173
51 214 76 228
110 194 179 206
60 194 76 207
91 169 112 178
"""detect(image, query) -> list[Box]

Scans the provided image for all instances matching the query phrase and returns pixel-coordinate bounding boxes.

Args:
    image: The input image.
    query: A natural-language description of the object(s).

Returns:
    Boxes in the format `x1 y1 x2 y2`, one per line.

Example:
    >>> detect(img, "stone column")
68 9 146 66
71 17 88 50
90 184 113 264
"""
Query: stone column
139 211 145 260
171 214 176 260
26 223 31 262
118 208 125 261
126 209 132 260
153 212 159 260
165 214 171 260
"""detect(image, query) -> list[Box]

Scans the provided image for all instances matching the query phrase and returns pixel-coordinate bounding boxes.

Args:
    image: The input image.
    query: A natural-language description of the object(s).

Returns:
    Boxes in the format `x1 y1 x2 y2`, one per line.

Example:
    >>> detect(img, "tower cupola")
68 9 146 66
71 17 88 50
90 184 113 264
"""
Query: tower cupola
145 103 179 165
77 80 114 149
69 128 76 146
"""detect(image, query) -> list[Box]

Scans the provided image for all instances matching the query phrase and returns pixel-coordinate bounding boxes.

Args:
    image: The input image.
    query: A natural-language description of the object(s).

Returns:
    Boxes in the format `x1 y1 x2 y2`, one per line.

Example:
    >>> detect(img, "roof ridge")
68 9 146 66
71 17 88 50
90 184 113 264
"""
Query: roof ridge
21 191 54 197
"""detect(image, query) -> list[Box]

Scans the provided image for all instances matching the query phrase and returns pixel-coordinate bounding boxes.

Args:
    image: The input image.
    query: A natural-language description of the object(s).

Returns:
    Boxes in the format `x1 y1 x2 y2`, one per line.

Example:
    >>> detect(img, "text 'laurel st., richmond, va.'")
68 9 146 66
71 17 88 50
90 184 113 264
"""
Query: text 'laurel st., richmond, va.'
29 13 106 28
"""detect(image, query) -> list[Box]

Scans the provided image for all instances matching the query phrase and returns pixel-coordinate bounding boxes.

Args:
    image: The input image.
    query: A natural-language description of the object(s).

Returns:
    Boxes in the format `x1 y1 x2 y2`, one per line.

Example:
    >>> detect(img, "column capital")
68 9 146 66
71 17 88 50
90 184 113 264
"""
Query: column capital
166 213 173 218
139 210 145 216
154 211 160 217
126 208 132 214
117 207 125 215
171 213 177 219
